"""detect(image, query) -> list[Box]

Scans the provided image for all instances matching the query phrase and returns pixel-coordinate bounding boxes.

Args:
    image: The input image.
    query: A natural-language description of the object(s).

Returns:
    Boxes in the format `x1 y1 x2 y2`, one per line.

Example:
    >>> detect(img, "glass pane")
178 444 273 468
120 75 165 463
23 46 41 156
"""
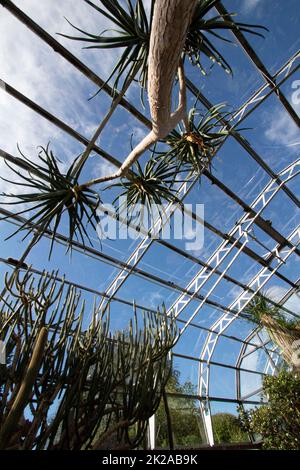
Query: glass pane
156 397 206 449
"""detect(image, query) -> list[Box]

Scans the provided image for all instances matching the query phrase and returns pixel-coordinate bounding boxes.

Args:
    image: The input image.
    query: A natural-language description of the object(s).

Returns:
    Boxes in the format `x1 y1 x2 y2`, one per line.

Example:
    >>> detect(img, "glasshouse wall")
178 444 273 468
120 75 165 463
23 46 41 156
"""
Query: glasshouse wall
0 0 299 452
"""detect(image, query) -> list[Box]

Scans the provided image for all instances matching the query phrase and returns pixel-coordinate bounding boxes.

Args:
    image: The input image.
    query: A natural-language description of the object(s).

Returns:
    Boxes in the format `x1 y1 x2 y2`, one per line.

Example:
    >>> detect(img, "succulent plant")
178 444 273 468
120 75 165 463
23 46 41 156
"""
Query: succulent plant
0 269 177 450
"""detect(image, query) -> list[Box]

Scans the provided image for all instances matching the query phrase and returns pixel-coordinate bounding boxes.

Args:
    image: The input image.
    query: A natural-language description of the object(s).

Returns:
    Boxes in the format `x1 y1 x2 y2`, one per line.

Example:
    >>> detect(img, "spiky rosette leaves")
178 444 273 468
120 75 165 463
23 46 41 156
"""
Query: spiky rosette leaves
243 294 279 325
166 104 229 176
243 294 300 330
0 146 101 258
110 154 182 224
184 0 268 74
59 0 154 104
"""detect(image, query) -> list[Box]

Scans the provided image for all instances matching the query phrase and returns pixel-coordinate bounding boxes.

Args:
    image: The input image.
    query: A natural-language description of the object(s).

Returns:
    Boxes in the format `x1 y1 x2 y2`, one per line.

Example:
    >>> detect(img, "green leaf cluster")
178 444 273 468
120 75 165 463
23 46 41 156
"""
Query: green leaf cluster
0 145 100 258
238 370 300 450
0 269 177 450
61 0 267 97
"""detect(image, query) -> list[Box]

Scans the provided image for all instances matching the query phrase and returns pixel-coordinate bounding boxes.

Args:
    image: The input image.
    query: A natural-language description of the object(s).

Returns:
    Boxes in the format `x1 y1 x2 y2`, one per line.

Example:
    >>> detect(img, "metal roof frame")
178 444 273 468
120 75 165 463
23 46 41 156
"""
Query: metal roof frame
0 0 299 447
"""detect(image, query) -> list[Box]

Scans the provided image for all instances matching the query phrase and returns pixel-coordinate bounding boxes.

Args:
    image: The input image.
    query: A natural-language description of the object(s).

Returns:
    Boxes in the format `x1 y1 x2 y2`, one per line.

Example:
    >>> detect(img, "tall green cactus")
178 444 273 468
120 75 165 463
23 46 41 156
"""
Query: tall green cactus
0 269 177 449
0 327 48 449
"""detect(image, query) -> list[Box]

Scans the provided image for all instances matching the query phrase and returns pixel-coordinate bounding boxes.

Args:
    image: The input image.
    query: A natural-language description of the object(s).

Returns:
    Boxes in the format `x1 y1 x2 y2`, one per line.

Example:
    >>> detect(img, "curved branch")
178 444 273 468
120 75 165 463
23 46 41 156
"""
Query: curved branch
81 0 197 188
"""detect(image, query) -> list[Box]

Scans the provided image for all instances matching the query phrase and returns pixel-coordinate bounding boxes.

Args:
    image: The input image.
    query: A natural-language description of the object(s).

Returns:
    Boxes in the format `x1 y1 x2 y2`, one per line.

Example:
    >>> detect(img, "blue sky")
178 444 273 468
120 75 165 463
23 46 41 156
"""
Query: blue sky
0 0 299 422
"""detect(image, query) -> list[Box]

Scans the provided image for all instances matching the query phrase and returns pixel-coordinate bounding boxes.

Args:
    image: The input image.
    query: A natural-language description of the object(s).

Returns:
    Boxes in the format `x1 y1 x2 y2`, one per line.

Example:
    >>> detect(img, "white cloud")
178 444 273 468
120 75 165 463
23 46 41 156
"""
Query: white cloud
143 290 165 309
13 0 118 77
92 158 116 180
264 101 300 148
131 126 148 143
265 285 300 315
265 111 300 146
242 0 263 14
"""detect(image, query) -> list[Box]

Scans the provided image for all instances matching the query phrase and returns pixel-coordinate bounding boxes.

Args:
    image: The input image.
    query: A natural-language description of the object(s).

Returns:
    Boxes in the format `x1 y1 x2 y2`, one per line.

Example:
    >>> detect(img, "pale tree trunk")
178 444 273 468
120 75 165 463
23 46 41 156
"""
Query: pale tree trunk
82 0 198 187
148 0 197 134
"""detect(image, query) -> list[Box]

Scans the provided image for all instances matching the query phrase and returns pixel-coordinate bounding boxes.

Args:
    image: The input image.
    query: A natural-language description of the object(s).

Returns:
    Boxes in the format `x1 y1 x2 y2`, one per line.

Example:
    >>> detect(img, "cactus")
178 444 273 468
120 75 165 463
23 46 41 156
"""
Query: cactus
0 327 48 449
0 269 176 449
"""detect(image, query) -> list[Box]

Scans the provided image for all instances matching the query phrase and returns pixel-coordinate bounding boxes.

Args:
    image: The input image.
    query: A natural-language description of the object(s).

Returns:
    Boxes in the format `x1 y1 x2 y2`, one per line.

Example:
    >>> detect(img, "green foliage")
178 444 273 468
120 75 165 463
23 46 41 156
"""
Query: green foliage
0 269 177 450
109 103 231 222
110 154 182 222
0 100 228 255
165 104 229 176
244 294 300 330
1 0 267 256
0 145 100 258
59 0 153 103
185 0 267 74
212 413 248 444
238 370 300 450
0 1 267 258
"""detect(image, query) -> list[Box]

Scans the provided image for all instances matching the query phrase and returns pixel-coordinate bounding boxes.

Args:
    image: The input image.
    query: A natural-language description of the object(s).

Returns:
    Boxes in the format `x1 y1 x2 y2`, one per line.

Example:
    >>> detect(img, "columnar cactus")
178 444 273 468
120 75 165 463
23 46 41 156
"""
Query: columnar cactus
0 270 177 449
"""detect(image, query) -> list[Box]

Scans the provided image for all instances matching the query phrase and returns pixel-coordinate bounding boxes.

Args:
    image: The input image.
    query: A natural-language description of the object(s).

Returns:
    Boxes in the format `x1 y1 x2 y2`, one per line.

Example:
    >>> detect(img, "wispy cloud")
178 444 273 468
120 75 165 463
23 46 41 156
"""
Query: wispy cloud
264 100 300 148
265 111 300 147
92 159 116 180
0 0 120 195
266 285 300 315
148 291 165 308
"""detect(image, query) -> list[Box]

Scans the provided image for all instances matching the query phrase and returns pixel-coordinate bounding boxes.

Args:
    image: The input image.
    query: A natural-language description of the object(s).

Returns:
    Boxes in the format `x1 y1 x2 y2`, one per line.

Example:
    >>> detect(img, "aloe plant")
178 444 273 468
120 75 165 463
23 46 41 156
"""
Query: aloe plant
0 103 228 256
109 152 182 223
185 0 267 74
0 1 267 256
0 145 100 258
59 0 154 104
165 103 230 176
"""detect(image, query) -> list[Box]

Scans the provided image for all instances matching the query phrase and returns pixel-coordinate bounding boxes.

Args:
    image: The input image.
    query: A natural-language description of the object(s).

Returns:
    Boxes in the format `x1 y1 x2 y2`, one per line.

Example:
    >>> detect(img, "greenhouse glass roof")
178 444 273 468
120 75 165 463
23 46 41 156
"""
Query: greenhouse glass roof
0 0 299 448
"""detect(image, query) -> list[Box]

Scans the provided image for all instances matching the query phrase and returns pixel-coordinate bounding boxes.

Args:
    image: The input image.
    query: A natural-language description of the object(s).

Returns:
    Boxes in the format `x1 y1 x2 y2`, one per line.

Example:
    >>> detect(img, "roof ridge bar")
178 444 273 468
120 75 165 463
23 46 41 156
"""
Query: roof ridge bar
3 81 300 264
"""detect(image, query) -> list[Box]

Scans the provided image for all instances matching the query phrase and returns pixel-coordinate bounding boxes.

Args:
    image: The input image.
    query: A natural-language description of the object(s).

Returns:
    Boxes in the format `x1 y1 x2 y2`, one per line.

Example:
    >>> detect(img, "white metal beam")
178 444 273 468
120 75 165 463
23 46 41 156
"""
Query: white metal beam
168 158 300 326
